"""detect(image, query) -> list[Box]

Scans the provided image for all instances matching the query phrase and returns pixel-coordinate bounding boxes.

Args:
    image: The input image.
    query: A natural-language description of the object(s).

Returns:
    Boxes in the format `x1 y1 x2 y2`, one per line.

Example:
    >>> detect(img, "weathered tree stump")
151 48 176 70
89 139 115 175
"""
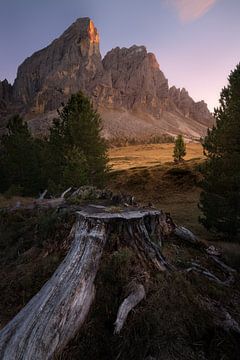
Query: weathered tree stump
0 206 173 360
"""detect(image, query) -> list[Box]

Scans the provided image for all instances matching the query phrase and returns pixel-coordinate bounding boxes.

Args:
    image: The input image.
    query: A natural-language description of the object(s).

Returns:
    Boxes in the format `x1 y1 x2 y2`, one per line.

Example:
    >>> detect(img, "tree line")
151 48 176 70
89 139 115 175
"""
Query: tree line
0 92 108 196
0 63 240 240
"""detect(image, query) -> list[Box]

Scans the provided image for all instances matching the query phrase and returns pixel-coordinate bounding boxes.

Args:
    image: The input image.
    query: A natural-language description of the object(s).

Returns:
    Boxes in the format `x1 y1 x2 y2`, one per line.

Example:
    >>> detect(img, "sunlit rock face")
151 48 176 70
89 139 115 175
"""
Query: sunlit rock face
13 18 103 113
1 17 213 139
98 46 169 117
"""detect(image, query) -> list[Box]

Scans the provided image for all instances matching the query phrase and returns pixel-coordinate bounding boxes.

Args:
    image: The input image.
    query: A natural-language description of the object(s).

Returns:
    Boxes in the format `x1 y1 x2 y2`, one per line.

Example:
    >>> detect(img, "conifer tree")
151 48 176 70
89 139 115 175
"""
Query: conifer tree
47 92 108 189
173 135 186 162
0 115 44 195
199 64 240 238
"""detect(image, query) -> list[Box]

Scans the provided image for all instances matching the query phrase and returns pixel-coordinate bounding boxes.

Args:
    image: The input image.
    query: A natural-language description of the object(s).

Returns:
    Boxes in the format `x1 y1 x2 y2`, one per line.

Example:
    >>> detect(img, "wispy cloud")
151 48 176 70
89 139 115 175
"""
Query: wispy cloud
167 0 217 23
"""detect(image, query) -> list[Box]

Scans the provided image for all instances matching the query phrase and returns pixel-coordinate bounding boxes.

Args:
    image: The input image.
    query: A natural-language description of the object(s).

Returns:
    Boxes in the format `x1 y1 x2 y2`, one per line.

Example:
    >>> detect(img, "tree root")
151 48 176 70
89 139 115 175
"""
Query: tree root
0 207 173 359
114 281 146 334
200 297 240 334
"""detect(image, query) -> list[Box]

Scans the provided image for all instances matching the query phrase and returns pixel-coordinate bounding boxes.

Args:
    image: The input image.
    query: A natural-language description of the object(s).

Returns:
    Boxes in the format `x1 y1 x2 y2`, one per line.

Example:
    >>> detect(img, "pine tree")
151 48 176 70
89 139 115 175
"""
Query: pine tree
63 147 89 188
199 63 240 238
46 92 108 190
0 115 45 195
173 135 186 162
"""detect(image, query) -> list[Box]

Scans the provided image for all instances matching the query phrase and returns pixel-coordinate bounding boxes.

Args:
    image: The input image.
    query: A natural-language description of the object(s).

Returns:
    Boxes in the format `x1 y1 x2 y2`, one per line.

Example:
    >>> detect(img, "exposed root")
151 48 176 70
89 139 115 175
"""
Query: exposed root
184 262 234 286
210 255 236 273
174 225 199 244
200 297 240 334
114 282 146 334
0 207 172 359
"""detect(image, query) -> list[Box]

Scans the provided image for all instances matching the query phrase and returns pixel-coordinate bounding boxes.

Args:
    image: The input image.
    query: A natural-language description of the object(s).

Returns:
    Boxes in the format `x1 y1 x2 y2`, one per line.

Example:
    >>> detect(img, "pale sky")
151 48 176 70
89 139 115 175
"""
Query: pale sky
0 0 239 111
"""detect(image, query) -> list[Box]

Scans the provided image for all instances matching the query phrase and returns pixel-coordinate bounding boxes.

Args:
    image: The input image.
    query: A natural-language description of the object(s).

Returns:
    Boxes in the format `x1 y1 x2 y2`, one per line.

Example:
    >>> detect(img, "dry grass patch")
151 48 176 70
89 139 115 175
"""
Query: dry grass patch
109 142 204 171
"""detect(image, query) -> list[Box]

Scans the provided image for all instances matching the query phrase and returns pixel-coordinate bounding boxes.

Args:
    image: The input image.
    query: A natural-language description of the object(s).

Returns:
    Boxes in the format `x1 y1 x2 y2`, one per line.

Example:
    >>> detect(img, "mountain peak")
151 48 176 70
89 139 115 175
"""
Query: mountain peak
1 18 213 140
64 17 100 44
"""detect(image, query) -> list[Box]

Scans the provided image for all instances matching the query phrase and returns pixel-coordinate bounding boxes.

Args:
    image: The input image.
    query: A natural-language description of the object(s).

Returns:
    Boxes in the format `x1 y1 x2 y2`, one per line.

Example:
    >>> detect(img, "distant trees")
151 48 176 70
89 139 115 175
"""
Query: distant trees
0 115 45 195
173 135 186 162
199 64 240 239
0 92 108 196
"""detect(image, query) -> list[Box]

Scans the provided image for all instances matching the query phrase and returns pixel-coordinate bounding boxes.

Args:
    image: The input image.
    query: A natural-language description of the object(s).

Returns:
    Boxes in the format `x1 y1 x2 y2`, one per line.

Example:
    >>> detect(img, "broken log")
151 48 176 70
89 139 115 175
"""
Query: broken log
0 207 172 360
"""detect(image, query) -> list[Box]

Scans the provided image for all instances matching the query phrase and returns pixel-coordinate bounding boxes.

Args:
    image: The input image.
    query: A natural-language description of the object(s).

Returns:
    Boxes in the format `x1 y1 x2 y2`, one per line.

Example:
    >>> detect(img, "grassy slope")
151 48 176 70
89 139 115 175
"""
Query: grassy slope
108 145 240 268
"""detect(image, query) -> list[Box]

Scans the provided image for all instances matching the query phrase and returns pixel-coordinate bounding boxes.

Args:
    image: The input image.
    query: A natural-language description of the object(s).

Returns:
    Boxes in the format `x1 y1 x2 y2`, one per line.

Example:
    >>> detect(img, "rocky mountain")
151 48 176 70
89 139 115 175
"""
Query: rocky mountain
0 17 213 141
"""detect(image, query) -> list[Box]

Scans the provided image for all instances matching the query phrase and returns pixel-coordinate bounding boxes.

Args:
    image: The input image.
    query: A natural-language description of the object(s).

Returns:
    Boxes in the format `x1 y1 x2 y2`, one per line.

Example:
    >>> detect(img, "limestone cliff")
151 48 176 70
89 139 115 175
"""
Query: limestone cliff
1 17 213 140
100 46 169 117
168 86 211 126
13 18 103 114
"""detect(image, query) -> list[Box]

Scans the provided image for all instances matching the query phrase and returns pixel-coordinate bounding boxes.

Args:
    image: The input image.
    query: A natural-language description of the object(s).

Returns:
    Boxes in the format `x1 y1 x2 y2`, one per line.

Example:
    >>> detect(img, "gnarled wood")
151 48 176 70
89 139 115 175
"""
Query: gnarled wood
114 282 146 334
0 217 107 360
0 207 172 360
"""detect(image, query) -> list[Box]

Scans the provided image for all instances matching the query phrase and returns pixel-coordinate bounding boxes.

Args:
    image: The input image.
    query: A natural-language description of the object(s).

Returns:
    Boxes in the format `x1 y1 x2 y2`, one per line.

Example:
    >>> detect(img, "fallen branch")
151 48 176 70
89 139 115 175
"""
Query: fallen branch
38 189 48 200
60 187 72 198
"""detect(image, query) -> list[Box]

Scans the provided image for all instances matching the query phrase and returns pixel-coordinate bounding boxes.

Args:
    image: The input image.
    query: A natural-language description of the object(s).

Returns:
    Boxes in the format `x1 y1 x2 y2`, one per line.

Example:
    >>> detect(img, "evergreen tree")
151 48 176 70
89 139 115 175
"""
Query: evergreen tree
199 63 240 238
173 135 186 162
0 115 45 195
63 147 89 188
47 92 108 189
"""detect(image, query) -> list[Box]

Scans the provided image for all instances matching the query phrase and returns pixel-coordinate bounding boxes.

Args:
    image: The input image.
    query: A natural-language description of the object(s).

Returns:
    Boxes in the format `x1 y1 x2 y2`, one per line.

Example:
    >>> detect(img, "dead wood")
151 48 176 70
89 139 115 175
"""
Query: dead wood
114 282 146 334
0 207 172 360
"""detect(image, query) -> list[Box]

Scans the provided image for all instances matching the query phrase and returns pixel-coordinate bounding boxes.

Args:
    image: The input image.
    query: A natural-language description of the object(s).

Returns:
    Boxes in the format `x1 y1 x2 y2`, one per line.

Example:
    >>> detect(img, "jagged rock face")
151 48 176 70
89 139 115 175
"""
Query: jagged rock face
99 46 169 117
13 18 103 113
1 17 213 140
168 86 212 126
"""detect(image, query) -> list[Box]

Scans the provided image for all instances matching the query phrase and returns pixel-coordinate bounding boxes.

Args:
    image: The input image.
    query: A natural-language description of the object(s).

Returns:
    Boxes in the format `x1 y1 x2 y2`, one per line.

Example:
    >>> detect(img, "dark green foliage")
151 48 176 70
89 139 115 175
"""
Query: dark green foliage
173 135 186 162
46 92 108 190
199 64 240 238
0 115 45 195
0 92 109 196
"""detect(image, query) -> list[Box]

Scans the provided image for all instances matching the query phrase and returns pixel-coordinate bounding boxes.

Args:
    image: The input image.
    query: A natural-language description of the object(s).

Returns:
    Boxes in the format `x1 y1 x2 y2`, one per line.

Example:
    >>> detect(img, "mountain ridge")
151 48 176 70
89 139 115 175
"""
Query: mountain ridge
0 17 213 141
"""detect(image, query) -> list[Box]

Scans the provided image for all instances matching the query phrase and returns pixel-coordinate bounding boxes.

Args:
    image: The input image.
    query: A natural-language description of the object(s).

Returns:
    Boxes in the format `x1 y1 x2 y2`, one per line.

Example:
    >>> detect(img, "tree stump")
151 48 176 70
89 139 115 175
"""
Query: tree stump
0 206 173 360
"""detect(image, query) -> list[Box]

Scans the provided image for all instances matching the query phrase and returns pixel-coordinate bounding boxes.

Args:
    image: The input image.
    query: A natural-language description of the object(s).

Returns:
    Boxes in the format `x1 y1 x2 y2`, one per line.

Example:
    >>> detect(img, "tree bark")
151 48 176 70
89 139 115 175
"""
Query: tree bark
0 207 172 360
